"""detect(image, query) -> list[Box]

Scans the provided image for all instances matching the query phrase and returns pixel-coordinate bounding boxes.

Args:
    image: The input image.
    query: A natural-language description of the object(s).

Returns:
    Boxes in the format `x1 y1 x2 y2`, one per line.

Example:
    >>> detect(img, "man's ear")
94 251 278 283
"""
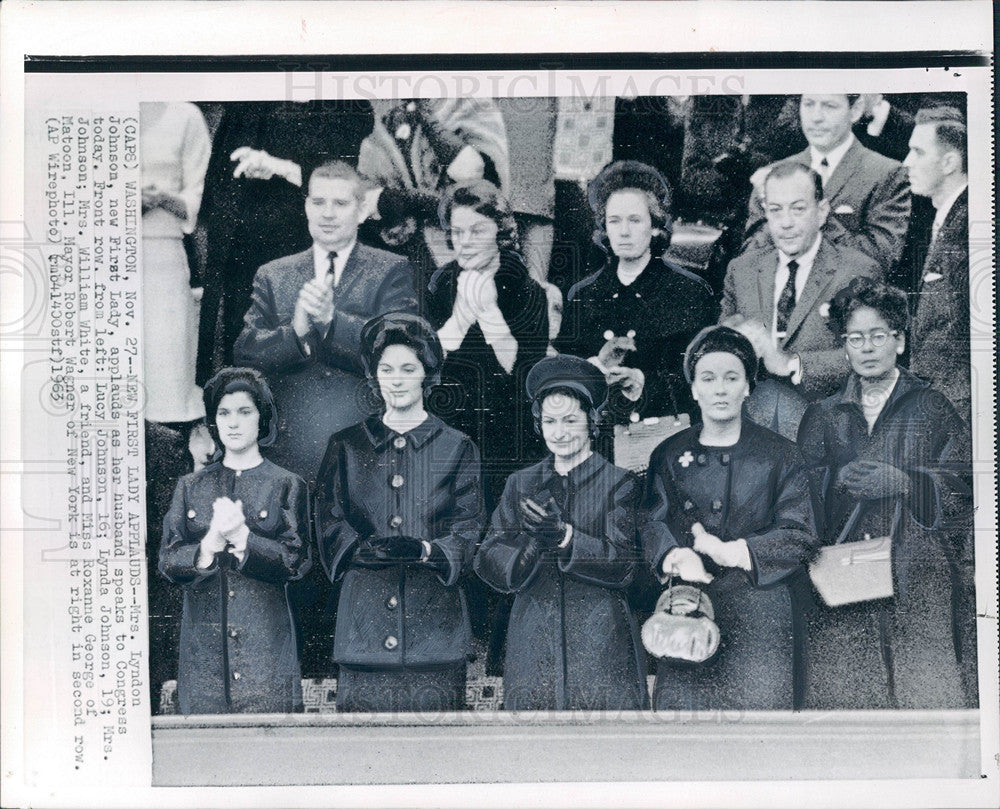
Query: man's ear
940 148 962 177
817 198 831 226
848 96 866 125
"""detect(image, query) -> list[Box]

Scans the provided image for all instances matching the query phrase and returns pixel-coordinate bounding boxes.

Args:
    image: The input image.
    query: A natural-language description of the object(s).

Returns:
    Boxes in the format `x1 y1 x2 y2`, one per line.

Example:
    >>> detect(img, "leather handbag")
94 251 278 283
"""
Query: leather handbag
809 500 900 607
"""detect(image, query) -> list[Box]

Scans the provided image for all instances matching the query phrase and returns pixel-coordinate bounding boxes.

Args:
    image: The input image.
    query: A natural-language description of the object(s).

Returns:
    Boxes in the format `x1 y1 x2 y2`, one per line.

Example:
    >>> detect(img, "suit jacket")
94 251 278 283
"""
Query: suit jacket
909 188 970 418
234 242 417 483
721 237 881 400
745 139 911 272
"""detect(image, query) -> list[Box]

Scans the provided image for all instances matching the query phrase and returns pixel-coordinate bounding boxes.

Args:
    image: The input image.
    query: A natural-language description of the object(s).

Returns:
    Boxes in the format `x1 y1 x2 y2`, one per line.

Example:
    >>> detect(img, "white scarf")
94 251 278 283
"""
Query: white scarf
438 267 518 374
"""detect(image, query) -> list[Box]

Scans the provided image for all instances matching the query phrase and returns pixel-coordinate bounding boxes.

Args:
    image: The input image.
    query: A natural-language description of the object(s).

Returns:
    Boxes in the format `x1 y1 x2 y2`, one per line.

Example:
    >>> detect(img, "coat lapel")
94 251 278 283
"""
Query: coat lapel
331 243 368 305
756 257 778 329
924 189 968 276
782 238 837 346
821 139 862 204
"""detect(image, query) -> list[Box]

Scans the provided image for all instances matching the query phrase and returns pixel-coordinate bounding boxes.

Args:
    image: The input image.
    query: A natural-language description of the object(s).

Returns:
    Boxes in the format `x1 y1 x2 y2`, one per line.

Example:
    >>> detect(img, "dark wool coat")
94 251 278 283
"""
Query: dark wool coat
314 414 485 669
641 421 818 711
159 460 311 714
560 255 718 422
425 249 550 505
474 453 648 711
797 369 975 709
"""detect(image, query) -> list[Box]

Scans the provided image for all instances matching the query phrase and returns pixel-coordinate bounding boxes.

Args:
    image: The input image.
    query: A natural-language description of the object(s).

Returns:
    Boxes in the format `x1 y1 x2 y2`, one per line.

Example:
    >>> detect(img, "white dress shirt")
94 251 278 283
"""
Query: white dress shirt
810 132 855 185
313 239 356 287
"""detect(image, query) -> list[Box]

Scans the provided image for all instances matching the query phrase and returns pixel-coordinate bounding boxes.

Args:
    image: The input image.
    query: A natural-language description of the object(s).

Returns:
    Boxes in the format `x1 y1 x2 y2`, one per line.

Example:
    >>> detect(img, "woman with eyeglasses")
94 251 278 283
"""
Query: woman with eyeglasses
425 180 550 508
797 277 975 709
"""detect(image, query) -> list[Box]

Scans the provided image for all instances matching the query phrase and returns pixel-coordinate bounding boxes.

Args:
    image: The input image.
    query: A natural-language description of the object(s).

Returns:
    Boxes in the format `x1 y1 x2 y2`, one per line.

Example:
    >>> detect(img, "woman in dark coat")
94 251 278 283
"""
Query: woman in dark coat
797 277 974 709
314 313 485 712
641 327 818 711
425 180 550 509
474 354 647 711
559 160 718 424
159 368 311 714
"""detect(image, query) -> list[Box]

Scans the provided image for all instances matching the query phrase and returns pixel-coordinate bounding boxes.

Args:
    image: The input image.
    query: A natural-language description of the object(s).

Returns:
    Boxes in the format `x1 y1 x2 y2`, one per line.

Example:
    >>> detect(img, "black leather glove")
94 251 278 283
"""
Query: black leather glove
519 496 567 550
367 535 425 564
836 459 911 500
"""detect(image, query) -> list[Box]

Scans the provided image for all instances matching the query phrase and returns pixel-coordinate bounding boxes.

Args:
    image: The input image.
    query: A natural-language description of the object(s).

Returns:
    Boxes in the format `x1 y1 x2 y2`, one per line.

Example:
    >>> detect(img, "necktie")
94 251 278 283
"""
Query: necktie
776 259 799 335
818 157 830 186
327 251 338 286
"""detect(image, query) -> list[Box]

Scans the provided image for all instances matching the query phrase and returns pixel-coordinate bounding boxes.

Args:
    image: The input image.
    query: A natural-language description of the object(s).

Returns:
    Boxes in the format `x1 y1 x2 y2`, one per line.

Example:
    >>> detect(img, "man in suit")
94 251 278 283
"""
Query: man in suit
745 94 911 275
234 160 418 484
722 161 881 402
234 160 417 678
904 107 970 419
902 107 976 708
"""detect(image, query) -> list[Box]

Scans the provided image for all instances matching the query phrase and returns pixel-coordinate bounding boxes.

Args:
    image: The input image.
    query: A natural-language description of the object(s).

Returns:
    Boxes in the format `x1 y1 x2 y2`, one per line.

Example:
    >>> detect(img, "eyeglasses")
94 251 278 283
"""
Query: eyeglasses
842 329 899 348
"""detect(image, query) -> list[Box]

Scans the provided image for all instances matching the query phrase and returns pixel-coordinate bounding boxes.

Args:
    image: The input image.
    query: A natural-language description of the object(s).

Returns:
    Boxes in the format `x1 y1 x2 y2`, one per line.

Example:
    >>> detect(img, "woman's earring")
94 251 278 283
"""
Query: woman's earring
896 346 904 355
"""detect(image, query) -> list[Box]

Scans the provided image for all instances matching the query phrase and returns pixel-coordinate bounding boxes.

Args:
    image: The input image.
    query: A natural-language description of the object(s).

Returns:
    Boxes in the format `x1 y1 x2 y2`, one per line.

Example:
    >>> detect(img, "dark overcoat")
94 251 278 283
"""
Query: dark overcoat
474 453 648 711
560 255 717 421
314 414 485 668
641 421 818 711
159 460 311 714
233 243 417 485
797 369 975 708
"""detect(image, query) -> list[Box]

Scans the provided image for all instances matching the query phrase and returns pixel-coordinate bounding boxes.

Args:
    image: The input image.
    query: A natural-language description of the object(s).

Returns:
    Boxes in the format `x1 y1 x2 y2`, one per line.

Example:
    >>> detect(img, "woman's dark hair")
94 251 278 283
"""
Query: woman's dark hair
439 179 520 253
359 312 444 403
202 367 278 451
588 160 674 257
530 385 603 439
827 276 910 336
683 325 759 393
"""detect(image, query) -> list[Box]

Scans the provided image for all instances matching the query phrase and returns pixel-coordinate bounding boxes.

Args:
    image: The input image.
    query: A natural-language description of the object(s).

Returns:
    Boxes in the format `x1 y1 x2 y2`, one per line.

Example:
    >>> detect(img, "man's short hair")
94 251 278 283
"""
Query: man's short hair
306 160 366 202
764 161 825 203
914 106 968 173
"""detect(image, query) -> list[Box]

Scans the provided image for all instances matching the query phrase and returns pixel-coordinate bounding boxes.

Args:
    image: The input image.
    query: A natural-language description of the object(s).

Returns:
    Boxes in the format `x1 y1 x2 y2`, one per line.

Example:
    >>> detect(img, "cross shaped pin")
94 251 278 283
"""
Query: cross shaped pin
678 451 694 468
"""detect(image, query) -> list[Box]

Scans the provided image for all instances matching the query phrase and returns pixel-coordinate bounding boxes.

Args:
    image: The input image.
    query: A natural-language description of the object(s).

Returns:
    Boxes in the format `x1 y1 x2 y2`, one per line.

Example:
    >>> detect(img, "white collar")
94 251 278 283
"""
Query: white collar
810 132 855 176
933 181 967 226
313 238 356 282
778 232 823 270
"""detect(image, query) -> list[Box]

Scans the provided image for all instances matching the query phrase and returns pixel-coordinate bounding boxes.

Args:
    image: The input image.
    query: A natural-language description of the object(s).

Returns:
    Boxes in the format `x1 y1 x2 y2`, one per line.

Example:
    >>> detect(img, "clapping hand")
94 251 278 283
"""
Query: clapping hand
231 147 302 186
836 459 911 500
519 496 567 549
596 331 637 371
293 275 335 338
198 497 248 568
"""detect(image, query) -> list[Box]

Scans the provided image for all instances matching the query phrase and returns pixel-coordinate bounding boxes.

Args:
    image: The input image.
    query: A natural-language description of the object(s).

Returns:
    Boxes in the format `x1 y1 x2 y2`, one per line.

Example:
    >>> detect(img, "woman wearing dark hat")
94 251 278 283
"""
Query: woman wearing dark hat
314 312 485 712
797 277 974 709
425 179 550 507
558 160 718 424
159 367 311 714
641 326 818 710
474 354 647 711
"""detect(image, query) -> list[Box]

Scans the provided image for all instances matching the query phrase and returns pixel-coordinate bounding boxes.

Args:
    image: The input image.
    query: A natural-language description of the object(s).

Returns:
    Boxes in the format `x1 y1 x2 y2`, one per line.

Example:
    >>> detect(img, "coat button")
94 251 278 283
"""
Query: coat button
712 499 723 512
393 436 407 450
229 629 238 639
228 590 235 599
384 635 398 650
389 515 403 529
187 509 196 519
386 596 398 610
233 671 241 680
721 453 731 465
697 453 708 466
259 509 268 519
390 474 404 488
683 500 694 511
235 470 242 477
